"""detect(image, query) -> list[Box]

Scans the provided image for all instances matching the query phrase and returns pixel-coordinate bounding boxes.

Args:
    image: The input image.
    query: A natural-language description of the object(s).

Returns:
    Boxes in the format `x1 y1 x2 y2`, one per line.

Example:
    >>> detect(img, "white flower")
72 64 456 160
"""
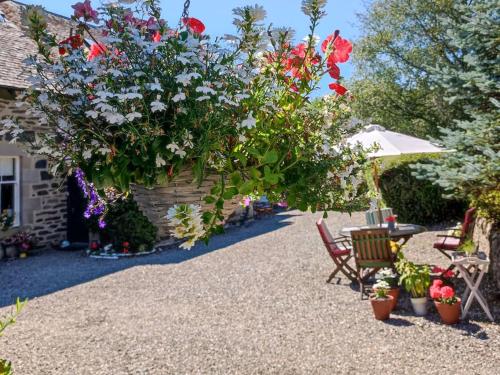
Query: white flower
240 111 257 129
83 149 92 160
175 72 201 86
301 0 327 16
233 5 266 22
303 34 320 47
172 92 186 102
165 204 206 250
64 88 81 96
167 143 186 157
195 86 216 95
155 154 166 167
101 111 126 125
125 112 142 122
196 96 211 102
151 95 167 112
148 79 163 92
85 110 99 119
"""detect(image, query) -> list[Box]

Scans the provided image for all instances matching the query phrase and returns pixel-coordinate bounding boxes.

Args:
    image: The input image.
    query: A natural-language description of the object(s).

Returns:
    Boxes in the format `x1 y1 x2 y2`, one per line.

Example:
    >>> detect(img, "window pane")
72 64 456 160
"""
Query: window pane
1 183 14 216
0 158 15 181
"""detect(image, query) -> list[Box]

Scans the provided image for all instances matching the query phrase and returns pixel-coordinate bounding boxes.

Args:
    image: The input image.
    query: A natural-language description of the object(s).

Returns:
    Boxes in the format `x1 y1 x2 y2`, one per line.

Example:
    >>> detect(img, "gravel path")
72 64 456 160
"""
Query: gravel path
1 211 499 374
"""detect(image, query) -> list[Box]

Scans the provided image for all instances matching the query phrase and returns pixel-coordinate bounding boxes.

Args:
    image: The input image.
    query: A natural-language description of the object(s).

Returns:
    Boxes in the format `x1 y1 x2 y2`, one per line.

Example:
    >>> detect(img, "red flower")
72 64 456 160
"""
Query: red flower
385 215 397 223
443 270 455 279
153 31 162 42
72 0 98 23
87 43 107 61
182 17 205 34
322 33 352 64
58 35 84 55
329 82 347 96
291 43 307 59
440 286 455 299
327 60 340 79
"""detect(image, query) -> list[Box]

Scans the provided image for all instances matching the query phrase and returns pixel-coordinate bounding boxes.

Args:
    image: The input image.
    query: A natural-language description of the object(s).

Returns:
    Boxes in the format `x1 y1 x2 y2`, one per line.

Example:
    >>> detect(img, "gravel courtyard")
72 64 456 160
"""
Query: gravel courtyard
1 211 499 374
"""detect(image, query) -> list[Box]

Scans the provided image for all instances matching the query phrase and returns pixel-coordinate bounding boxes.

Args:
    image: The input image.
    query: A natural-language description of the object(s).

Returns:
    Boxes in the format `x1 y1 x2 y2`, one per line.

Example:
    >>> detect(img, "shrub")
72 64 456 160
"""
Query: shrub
89 198 157 252
379 160 467 225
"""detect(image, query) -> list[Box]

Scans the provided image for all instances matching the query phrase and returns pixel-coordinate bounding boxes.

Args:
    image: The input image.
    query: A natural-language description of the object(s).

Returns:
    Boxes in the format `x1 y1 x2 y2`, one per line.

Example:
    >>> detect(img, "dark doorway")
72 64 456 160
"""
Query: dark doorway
67 176 89 243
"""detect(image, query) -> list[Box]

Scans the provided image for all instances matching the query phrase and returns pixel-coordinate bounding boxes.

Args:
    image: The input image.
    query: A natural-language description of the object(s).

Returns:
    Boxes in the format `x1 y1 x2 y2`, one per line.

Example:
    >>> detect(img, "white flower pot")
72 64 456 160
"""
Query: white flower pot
410 297 428 316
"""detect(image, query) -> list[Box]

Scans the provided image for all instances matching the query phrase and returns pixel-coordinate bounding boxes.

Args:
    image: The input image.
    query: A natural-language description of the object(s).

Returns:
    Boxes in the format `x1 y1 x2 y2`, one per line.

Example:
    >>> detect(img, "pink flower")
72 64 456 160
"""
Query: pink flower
432 279 443 288
72 0 99 23
443 270 455 279
430 286 441 299
440 286 455 299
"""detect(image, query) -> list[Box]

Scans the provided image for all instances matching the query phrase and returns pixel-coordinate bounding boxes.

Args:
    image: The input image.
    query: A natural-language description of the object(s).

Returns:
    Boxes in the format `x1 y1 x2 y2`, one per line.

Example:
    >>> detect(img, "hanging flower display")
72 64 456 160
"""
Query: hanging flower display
5 0 369 249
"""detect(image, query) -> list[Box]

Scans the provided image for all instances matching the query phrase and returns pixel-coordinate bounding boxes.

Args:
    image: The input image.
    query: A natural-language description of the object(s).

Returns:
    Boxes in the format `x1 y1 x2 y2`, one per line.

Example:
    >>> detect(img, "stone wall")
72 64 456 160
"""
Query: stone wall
133 169 240 239
0 96 67 247
474 218 500 293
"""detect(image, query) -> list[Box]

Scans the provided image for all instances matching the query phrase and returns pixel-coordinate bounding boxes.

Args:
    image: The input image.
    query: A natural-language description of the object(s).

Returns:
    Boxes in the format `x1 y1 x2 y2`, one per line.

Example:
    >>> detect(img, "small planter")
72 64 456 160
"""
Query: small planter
374 287 400 311
370 295 394 320
5 245 19 259
387 221 396 231
410 297 428 316
435 299 461 325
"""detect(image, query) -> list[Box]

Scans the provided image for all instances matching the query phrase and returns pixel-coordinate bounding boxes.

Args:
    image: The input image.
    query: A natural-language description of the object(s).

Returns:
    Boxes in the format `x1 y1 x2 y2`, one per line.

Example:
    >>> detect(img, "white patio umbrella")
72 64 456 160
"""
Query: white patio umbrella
347 124 445 158
347 124 446 225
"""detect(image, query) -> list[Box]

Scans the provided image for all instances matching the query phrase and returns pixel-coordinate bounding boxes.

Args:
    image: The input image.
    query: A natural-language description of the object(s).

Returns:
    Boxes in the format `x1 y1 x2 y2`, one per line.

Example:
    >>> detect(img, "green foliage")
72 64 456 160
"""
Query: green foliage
1 298 27 375
379 159 467 224
458 238 476 257
350 0 465 138
90 198 157 252
395 252 430 298
473 190 500 222
372 280 390 299
415 0 499 220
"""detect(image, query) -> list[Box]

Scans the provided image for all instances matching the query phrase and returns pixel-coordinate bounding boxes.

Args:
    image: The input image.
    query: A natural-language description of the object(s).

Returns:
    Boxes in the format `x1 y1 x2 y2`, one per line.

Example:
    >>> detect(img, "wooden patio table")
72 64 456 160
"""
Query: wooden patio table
339 223 426 246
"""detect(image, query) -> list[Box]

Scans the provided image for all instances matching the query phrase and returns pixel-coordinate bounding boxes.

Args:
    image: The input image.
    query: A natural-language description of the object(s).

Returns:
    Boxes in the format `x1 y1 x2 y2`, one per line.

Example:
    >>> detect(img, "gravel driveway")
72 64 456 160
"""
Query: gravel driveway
1 210 499 374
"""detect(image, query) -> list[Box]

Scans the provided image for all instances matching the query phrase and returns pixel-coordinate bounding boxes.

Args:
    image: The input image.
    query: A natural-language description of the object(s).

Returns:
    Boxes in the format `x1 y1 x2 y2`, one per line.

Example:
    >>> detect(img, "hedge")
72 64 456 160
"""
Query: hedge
379 159 468 225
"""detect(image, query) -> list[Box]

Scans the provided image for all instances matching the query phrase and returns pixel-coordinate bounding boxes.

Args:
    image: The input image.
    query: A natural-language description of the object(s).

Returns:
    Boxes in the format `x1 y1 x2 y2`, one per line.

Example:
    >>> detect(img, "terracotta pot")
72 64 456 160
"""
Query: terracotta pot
434 299 461 325
370 295 394 320
374 287 400 311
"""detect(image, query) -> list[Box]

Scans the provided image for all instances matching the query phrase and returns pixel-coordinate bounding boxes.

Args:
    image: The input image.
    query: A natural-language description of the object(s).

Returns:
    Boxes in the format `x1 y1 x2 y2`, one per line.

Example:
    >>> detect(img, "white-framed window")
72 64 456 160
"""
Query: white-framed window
0 156 20 227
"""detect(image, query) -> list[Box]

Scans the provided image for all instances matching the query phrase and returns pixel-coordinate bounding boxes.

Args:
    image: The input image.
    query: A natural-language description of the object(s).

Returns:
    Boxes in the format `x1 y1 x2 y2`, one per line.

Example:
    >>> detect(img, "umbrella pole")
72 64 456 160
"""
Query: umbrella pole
372 160 383 227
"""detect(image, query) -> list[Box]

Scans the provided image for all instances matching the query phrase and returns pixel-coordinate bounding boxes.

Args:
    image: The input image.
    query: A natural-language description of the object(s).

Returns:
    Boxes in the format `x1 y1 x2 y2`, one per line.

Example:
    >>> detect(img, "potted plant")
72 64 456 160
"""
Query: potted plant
385 215 397 231
396 253 431 316
375 268 400 310
430 279 461 324
369 280 394 320
458 238 477 258
13 232 36 259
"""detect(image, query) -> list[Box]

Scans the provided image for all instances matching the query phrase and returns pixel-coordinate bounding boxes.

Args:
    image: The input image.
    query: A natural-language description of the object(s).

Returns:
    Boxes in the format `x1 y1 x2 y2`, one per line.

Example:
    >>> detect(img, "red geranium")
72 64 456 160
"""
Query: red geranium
329 82 347 96
182 17 205 34
58 34 84 55
430 286 441 299
87 43 107 61
322 33 352 64
440 286 455 299
153 31 162 42
327 59 340 79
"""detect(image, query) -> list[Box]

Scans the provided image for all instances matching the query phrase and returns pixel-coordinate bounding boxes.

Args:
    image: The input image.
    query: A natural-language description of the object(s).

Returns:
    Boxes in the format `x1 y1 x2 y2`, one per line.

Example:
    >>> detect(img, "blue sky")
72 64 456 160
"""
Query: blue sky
24 0 365 95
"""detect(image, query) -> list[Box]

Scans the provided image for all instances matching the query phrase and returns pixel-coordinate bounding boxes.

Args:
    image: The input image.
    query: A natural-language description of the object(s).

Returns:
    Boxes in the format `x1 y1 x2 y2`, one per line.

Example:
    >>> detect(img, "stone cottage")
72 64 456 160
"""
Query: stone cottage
0 1 82 247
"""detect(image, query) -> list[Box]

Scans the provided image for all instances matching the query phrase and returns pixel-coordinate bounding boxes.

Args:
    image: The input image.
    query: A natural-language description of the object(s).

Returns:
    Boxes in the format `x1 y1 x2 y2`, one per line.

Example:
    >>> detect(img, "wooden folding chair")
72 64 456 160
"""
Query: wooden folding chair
316 219 357 283
351 228 395 299
433 207 476 260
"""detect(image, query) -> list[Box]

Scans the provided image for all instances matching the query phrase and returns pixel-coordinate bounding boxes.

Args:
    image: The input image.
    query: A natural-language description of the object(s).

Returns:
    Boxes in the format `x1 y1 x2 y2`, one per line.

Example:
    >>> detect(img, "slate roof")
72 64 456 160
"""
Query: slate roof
0 0 76 89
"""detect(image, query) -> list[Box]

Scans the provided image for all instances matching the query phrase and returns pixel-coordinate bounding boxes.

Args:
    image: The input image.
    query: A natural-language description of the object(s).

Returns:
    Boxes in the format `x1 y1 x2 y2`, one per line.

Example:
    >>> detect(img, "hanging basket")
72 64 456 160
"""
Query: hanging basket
132 169 241 238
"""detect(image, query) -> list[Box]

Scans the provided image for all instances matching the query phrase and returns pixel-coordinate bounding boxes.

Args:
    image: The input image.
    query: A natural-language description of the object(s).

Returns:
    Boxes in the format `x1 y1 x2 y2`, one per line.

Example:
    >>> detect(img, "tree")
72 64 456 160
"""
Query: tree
415 0 499 291
350 0 467 137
